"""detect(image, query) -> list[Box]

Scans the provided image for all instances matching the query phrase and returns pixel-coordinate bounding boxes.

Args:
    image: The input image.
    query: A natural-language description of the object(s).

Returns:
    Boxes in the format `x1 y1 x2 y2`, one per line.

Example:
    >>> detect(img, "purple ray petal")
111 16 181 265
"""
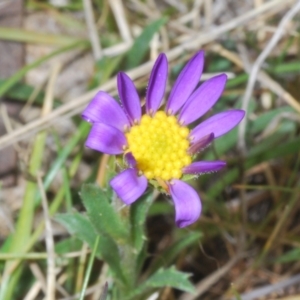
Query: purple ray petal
183 161 226 175
168 180 202 228
85 123 127 155
117 72 141 124
146 53 168 115
190 110 245 144
179 74 227 125
82 91 130 131
110 169 147 205
124 152 137 168
166 51 204 115
188 133 214 155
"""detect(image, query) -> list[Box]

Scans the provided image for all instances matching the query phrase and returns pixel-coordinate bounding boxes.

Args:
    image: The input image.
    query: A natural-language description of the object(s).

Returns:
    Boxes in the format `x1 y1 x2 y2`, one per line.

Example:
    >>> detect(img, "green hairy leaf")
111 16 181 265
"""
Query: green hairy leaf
55 213 99 255
81 184 129 243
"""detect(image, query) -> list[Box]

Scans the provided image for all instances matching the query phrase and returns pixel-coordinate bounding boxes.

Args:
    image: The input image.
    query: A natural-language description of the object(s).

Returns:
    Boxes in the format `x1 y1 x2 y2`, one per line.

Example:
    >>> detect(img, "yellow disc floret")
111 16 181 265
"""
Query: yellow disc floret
125 111 192 180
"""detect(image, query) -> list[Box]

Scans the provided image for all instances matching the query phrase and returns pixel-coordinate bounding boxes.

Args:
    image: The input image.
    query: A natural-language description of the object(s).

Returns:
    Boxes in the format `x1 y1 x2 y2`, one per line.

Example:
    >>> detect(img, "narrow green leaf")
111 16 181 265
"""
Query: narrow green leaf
226 73 248 88
276 248 300 263
248 106 294 134
52 132 72 211
0 130 48 300
130 191 155 253
43 122 90 192
79 236 100 300
81 184 129 243
269 61 300 74
0 79 61 107
91 55 123 88
0 27 82 46
124 17 168 70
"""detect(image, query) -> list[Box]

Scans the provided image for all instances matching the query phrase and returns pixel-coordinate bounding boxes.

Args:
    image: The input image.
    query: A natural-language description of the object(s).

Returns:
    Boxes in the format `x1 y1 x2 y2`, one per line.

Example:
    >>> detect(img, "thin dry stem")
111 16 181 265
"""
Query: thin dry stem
23 281 43 300
83 0 102 60
75 243 89 293
239 273 300 300
35 66 58 297
20 80 45 117
109 0 132 42
163 0 187 12
192 0 204 29
42 63 61 117
210 43 300 123
204 0 212 27
29 263 47 294
37 173 56 300
238 0 300 153
96 154 110 187
0 103 25 152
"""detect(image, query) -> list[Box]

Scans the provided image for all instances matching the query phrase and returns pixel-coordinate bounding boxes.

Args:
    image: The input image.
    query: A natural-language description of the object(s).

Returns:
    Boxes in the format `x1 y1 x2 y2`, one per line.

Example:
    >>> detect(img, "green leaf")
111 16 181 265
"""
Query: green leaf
97 235 127 285
55 237 82 255
276 248 300 263
130 191 155 253
55 237 82 268
125 266 195 299
81 184 129 243
55 213 99 255
56 213 127 285
226 73 248 88
145 267 195 293
268 61 300 74
149 232 202 274
124 17 168 70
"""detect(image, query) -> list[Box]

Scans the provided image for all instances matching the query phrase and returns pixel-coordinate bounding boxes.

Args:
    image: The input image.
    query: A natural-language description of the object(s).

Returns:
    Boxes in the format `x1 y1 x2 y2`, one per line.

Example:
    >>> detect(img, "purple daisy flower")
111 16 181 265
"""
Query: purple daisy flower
82 51 245 228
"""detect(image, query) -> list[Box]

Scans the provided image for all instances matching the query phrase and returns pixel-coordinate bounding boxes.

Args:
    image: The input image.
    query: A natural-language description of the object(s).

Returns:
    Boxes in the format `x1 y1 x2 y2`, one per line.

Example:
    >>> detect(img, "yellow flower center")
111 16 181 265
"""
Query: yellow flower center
125 111 192 180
